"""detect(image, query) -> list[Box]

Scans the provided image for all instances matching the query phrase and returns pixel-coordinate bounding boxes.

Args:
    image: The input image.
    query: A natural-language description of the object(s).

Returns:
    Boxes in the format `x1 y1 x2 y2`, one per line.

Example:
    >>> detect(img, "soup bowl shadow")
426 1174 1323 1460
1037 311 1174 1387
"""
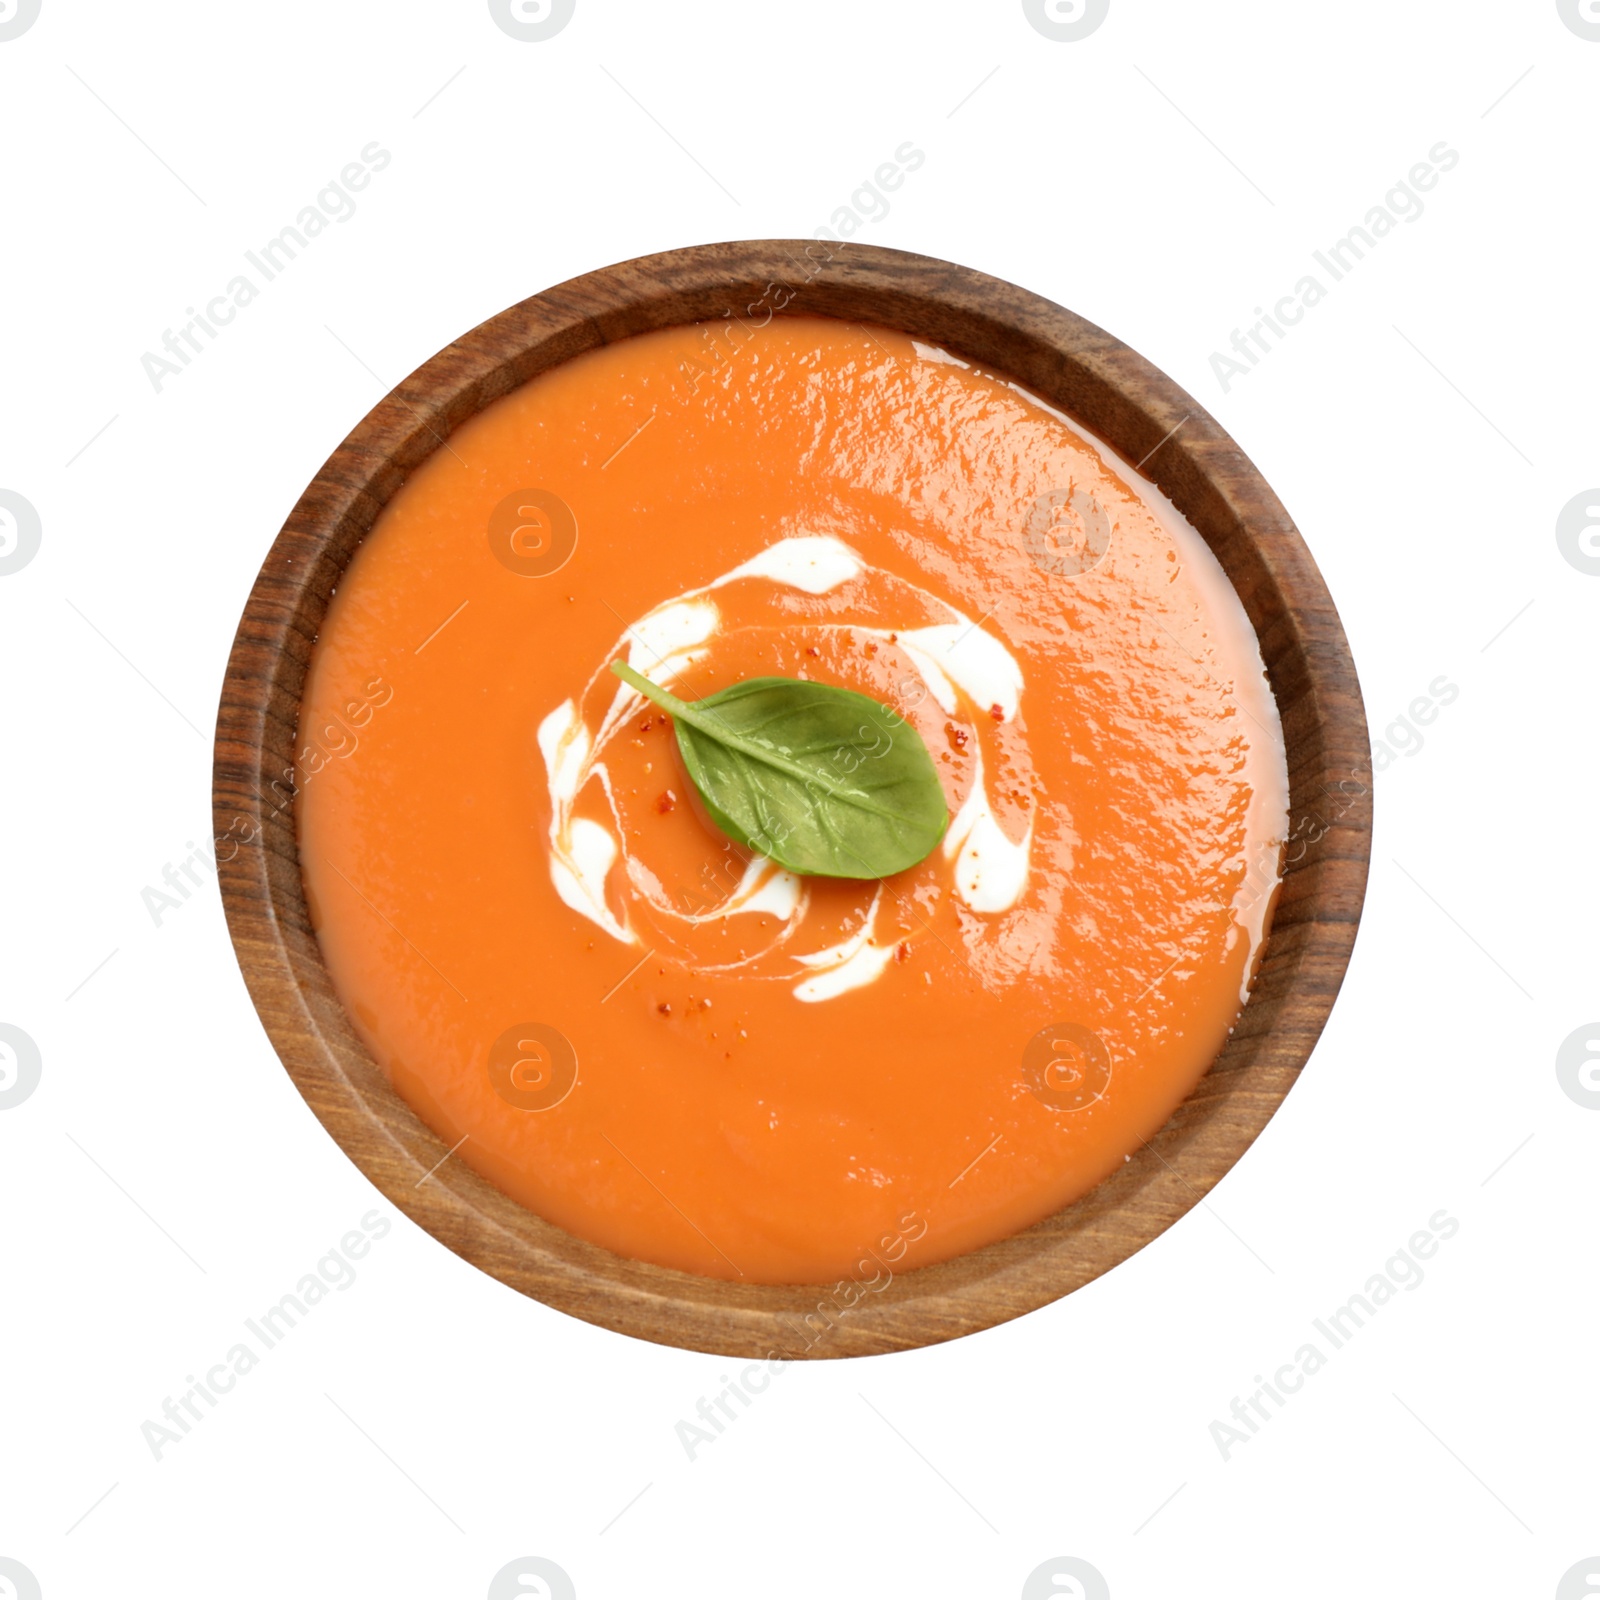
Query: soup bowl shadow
213 240 1371 1358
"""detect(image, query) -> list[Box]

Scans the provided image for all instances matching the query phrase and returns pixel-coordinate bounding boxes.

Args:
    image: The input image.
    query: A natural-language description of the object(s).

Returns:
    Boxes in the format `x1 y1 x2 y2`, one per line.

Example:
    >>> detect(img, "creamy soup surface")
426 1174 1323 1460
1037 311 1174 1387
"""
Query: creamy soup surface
297 316 1288 1284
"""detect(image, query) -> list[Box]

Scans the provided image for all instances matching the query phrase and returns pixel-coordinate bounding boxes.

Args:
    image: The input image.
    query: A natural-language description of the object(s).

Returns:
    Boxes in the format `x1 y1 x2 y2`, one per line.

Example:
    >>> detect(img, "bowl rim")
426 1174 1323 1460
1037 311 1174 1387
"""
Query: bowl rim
212 238 1372 1359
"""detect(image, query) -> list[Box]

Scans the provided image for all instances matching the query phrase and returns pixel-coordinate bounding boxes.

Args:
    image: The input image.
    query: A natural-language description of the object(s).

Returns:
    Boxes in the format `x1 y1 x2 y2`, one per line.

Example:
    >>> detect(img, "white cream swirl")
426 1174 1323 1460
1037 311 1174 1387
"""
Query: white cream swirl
535 536 1033 1002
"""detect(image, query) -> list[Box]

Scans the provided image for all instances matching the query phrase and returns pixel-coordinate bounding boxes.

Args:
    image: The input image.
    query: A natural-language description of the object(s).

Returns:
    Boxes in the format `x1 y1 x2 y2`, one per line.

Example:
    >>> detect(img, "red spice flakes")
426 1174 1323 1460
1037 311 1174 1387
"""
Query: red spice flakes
989 703 1006 722
863 639 878 657
657 1002 672 1016
895 941 910 963
638 714 656 733
945 721 970 750
656 789 676 813
805 645 820 657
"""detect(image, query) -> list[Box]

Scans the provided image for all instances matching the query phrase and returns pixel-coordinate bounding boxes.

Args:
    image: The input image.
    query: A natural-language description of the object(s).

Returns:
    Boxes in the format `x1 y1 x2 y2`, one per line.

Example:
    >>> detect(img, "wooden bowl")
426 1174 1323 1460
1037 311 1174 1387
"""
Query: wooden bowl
214 241 1371 1358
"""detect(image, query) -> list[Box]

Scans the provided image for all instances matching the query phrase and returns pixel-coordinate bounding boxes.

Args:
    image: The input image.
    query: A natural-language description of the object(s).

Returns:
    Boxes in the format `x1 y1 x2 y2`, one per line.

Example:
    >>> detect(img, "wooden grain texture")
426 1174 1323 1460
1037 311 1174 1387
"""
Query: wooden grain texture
213 240 1372 1358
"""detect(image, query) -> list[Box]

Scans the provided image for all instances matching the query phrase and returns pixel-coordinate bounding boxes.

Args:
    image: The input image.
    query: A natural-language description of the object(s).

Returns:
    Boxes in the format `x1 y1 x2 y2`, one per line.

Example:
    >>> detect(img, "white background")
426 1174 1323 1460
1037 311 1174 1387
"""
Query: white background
2 2 1595 1596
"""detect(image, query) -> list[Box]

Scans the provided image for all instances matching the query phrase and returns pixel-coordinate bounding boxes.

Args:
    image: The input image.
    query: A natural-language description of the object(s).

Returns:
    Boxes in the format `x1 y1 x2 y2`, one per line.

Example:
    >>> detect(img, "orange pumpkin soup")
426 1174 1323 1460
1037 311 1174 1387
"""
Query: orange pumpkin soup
296 316 1288 1285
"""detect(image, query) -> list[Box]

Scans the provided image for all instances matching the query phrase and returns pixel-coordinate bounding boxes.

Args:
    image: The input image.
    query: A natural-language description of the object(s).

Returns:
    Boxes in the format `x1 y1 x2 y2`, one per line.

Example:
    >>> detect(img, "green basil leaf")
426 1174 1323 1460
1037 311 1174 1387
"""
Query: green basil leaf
610 660 949 879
